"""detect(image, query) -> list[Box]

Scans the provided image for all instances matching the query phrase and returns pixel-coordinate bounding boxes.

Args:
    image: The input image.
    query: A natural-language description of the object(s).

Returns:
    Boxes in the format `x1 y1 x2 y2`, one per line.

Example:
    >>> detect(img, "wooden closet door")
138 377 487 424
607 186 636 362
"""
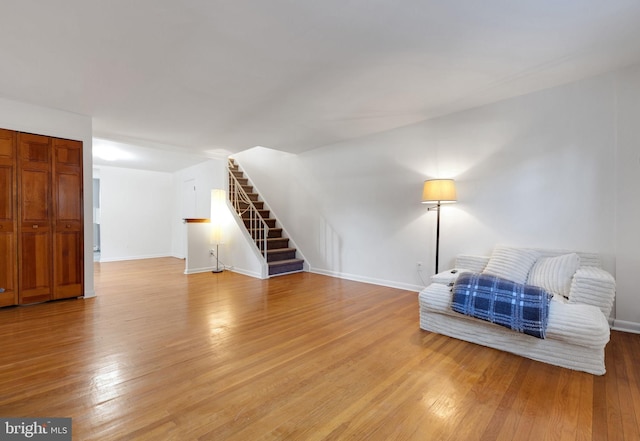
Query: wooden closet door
0 129 18 307
18 133 52 304
52 138 83 299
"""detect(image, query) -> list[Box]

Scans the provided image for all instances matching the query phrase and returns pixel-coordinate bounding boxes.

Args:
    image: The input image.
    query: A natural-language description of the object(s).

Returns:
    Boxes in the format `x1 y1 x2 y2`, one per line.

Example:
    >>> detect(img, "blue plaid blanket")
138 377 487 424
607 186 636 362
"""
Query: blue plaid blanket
451 272 551 339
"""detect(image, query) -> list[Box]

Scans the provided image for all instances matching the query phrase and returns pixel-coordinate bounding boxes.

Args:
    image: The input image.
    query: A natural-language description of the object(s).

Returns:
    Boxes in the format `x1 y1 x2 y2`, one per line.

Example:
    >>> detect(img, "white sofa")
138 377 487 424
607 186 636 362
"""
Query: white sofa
418 247 616 375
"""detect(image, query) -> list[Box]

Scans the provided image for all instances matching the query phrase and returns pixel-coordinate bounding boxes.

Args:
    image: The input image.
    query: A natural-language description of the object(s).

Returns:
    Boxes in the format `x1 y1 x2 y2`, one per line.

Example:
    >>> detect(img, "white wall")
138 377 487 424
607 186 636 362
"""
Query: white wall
184 222 217 274
0 96 94 297
613 64 640 331
235 68 639 329
98 166 173 262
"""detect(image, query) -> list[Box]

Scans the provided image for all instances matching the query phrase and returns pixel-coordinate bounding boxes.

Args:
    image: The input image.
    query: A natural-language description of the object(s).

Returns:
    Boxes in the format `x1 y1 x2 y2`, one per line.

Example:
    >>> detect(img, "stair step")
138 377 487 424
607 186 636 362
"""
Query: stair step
245 230 281 242
247 228 282 238
243 218 276 228
241 209 270 219
236 200 261 209
267 247 297 262
267 238 289 249
268 259 305 276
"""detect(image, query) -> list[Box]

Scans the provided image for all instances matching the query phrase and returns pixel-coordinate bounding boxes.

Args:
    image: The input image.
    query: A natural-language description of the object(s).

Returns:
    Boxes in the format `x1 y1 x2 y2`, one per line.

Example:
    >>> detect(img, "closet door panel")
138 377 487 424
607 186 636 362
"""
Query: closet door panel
56 172 82 221
0 165 17 306
20 169 50 222
53 138 83 299
0 128 17 306
18 133 52 304
19 231 52 303
0 166 14 219
0 232 17 306
53 230 83 298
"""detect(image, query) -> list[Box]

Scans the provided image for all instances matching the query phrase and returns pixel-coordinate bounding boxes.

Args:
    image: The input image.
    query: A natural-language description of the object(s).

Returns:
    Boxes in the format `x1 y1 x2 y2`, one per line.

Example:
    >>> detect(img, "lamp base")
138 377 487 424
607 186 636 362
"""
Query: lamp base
211 243 223 273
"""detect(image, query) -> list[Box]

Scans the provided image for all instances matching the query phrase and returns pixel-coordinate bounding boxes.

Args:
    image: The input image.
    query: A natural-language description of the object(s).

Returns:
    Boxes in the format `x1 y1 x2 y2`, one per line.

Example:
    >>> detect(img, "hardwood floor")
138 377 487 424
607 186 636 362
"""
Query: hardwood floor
0 257 638 440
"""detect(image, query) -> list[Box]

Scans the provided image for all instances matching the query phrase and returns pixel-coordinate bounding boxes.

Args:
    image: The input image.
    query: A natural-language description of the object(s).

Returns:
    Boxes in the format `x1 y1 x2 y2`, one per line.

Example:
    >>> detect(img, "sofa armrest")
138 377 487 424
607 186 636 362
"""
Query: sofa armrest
569 267 615 317
454 255 489 273
431 269 473 285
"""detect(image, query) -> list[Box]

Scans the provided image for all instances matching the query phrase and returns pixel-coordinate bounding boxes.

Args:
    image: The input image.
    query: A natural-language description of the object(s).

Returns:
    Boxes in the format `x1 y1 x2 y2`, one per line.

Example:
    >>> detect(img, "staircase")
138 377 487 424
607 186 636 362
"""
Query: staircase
228 158 305 276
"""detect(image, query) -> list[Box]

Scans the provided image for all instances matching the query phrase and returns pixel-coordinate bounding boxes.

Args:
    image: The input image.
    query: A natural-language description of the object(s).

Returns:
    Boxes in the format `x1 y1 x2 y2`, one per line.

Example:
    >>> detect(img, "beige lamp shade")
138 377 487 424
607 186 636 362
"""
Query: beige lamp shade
210 189 226 244
421 179 457 203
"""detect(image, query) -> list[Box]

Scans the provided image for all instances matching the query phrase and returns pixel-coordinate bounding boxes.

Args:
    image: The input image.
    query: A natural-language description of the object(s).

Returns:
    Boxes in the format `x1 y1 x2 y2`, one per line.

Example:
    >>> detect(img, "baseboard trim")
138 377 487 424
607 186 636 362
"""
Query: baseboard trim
310 268 424 292
611 319 640 334
99 253 172 263
184 265 263 279
228 267 264 279
82 289 97 298
184 266 217 275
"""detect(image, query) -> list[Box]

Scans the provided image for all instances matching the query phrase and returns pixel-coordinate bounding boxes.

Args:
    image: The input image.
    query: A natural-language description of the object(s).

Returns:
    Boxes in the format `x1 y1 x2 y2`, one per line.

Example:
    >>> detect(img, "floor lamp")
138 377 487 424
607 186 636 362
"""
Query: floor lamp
210 189 226 273
422 179 457 274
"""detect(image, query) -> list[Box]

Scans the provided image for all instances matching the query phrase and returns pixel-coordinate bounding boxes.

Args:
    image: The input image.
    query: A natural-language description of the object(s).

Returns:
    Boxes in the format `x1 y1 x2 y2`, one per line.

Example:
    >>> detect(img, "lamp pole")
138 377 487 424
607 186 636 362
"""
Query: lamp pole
435 201 441 274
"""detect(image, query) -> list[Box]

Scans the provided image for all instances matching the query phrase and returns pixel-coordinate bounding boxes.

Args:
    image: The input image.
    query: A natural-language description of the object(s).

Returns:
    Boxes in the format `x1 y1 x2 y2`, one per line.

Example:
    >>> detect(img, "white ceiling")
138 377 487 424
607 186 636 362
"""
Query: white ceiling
2 1 640 171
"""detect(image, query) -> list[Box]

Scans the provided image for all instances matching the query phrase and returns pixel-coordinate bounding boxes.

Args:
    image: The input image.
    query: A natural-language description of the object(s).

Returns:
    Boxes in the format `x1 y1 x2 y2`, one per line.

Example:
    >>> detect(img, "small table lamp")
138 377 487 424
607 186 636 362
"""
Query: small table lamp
421 179 457 273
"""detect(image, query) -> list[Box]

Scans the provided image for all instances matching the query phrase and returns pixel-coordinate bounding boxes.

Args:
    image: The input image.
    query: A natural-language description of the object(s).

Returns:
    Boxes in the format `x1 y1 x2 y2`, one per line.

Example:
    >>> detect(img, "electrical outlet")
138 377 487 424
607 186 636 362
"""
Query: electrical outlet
209 249 215 256
416 261 423 271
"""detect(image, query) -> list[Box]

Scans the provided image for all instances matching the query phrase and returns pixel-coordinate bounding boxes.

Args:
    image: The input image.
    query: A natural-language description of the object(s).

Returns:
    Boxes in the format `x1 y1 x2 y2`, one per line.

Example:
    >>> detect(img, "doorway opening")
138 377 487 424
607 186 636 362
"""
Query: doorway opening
93 177 101 261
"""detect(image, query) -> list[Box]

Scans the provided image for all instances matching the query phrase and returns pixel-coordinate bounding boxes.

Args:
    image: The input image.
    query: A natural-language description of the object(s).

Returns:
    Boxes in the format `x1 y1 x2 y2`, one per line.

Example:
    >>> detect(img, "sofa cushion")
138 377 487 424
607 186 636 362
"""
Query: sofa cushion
482 246 539 284
528 253 580 298
454 255 490 273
